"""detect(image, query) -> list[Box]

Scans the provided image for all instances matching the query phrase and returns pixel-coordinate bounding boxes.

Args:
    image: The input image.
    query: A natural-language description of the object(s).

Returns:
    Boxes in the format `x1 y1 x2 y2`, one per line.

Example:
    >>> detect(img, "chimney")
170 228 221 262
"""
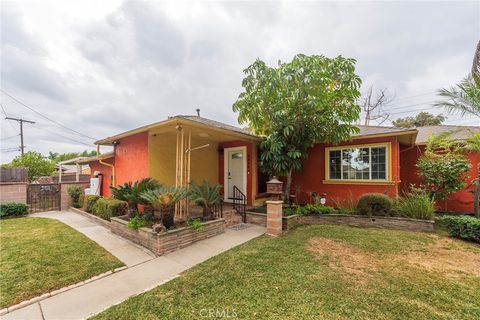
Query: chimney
196 108 200 117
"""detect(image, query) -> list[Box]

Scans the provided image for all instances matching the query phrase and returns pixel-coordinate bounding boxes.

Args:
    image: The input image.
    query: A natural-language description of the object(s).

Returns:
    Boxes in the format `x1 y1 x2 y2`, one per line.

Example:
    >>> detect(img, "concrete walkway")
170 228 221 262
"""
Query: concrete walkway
2 213 265 320
31 211 156 267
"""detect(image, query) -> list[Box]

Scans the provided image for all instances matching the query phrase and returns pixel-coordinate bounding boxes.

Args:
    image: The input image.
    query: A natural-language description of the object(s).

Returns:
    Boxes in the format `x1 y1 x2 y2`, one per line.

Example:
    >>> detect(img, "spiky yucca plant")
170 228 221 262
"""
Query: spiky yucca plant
188 181 222 219
140 186 187 228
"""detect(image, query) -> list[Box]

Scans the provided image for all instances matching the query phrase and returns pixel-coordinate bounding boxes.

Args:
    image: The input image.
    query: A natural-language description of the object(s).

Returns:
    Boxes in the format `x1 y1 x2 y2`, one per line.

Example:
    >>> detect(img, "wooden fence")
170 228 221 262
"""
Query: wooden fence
0 167 28 183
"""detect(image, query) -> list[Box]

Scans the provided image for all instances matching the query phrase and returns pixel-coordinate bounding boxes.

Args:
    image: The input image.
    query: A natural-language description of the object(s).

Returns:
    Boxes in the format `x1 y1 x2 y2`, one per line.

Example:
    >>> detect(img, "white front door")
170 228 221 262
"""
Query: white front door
224 147 247 201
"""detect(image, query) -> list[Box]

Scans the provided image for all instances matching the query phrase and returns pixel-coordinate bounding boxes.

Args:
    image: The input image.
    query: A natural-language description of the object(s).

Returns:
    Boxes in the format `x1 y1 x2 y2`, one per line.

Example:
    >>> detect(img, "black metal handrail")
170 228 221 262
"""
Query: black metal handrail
232 185 246 223
211 199 223 219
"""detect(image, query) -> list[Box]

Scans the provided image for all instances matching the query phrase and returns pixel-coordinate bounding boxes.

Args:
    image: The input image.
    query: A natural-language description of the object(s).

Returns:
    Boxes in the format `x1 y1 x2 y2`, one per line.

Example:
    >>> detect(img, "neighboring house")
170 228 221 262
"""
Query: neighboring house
85 115 480 213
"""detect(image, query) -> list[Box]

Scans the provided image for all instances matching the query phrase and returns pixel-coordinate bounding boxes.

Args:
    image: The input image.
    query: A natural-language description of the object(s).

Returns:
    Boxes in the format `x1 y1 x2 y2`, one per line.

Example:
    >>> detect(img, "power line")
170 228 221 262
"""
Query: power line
0 147 21 153
393 92 437 102
0 133 21 141
0 103 20 133
0 89 97 140
31 124 94 147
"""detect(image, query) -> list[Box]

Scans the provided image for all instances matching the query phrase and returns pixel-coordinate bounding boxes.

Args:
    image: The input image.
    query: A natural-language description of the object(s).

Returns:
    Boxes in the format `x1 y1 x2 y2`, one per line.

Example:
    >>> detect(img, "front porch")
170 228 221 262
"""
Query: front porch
146 117 260 219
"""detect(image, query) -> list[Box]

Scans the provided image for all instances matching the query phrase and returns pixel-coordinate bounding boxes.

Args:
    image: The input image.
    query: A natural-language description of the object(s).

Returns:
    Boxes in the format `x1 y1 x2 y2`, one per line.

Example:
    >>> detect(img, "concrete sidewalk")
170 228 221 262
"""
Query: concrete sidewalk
31 211 155 267
2 222 265 320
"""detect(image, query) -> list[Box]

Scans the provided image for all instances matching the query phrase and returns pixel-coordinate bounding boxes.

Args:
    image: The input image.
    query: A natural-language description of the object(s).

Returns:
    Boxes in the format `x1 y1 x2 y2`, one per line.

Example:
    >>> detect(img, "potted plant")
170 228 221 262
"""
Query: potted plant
188 181 222 220
140 186 187 230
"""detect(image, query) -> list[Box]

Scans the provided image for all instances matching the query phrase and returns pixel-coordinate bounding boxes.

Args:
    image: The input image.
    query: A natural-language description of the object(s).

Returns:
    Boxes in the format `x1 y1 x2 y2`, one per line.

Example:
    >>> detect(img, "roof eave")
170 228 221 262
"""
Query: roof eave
351 129 418 141
95 117 261 145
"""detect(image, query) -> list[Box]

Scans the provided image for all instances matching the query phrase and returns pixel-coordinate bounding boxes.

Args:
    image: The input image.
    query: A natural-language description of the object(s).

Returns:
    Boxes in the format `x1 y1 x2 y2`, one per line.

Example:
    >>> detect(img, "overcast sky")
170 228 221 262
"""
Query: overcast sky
1 0 479 163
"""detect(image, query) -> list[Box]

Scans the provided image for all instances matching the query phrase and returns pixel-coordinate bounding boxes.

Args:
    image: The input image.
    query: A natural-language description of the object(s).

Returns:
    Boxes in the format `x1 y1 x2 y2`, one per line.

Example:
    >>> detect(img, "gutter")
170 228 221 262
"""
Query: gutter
96 145 115 186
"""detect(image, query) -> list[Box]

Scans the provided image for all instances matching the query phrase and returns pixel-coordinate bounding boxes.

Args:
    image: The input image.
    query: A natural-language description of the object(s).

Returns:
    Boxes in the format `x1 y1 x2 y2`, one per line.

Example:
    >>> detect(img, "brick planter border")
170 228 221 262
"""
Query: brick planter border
250 210 434 233
245 211 300 231
69 207 111 229
110 216 225 255
296 214 434 232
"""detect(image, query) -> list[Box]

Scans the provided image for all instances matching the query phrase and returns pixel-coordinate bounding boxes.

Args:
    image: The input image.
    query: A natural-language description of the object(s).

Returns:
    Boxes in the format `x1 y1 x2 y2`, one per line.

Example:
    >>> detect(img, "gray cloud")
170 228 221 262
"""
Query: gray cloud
1 0 479 163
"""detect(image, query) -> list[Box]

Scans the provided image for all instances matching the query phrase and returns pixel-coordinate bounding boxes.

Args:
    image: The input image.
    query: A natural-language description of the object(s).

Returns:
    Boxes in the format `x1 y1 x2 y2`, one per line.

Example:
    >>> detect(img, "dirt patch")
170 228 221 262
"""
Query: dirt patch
308 236 480 280
401 238 480 277
307 238 379 282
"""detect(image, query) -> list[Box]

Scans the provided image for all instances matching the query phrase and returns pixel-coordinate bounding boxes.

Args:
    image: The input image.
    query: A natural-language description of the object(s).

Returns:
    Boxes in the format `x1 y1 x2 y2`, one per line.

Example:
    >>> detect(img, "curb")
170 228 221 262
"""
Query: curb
2 265 127 315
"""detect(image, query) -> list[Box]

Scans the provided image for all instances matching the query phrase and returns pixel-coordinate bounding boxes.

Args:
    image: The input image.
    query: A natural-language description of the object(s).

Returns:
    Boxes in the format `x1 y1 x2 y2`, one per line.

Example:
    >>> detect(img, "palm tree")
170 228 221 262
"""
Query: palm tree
466 132 480 217
110 178 161 216
435 41 480 117
140 186 187 229
434 75 480 117
188 181 222 219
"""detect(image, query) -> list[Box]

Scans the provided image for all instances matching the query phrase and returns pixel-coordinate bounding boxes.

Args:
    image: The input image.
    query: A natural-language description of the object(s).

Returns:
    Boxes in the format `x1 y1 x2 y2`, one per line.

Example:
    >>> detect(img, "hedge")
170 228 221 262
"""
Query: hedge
84 195 101 213
436 215 480 243
92 198 128 221
0 203 29 218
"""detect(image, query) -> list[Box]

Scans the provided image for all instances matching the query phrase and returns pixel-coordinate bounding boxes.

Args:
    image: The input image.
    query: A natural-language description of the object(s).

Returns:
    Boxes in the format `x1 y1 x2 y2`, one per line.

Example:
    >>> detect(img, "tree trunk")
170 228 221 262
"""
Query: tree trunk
474 168 480 218
283 169 293 203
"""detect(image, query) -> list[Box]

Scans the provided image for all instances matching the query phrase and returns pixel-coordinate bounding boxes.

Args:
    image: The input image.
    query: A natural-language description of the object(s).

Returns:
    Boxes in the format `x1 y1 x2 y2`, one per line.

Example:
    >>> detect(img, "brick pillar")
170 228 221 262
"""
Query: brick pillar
266 200 283 237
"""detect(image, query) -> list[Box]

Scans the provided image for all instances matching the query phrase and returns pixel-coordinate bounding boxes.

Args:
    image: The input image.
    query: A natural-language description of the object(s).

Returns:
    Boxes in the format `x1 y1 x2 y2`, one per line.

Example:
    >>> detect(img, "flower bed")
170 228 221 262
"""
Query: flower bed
110 216 226 255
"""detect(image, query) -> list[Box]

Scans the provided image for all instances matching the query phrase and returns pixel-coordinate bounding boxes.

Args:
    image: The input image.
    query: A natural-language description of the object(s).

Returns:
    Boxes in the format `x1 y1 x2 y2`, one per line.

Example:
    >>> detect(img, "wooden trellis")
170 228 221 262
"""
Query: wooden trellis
175 125 191 220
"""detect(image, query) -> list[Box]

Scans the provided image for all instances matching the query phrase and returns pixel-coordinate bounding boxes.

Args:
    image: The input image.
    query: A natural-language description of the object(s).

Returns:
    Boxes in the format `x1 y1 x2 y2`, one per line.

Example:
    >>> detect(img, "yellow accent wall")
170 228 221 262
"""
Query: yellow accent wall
148 132 219 186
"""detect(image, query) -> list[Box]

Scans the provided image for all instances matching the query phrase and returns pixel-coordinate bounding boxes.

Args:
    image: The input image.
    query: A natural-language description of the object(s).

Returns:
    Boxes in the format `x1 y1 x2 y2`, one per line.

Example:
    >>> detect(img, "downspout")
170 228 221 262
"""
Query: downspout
96 144 115 187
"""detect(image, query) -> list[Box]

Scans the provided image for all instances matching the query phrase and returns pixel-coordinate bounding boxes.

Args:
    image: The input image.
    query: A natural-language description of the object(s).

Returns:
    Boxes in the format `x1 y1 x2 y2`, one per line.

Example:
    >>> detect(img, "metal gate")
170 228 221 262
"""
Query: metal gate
27 184 60 213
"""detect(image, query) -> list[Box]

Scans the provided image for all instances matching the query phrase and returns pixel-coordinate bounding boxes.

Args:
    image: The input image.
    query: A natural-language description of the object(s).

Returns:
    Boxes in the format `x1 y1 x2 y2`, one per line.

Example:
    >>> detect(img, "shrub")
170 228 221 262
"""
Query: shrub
356 193 393 217
67 185 84 208
296 204 335 216
128 215 145 229
84 195 101 213
437 216 480 243
0 203 29 218
187 218 204 231
283 207 297 216
92 198 128 221
394 189 434 220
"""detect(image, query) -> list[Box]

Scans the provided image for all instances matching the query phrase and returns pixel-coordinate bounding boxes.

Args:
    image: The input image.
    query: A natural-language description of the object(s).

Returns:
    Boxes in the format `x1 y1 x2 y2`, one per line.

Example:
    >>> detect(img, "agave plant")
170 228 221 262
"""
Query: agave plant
110 178 161 216
140 186 187 229
188 181 222 219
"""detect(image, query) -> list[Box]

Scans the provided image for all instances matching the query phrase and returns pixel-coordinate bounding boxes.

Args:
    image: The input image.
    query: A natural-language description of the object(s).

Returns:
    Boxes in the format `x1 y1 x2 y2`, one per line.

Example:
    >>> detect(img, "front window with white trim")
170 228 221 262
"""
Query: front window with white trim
328 145 387 181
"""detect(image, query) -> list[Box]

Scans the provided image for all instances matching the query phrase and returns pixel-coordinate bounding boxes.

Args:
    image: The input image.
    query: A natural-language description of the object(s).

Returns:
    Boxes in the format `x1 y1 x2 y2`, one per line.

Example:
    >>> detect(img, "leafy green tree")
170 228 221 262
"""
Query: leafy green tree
233 54 362 200
417 133 471 204
48 150 97 163
392 112 445 128
3 151 55 182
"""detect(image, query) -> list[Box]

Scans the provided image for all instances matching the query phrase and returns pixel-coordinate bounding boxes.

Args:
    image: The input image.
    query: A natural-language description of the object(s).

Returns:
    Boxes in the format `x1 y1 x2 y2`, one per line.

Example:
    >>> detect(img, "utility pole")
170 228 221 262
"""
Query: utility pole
5 117 35 155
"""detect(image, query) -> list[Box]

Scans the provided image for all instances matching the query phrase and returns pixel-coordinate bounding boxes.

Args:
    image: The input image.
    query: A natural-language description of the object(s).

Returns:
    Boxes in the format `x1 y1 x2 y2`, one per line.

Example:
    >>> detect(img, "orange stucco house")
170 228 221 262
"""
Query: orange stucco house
83 115 479 214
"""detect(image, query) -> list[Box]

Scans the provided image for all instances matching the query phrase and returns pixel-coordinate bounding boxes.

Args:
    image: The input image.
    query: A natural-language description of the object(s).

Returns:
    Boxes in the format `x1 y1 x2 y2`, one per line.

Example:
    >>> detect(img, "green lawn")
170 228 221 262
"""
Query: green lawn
0 217 123 308
93 225 480 320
